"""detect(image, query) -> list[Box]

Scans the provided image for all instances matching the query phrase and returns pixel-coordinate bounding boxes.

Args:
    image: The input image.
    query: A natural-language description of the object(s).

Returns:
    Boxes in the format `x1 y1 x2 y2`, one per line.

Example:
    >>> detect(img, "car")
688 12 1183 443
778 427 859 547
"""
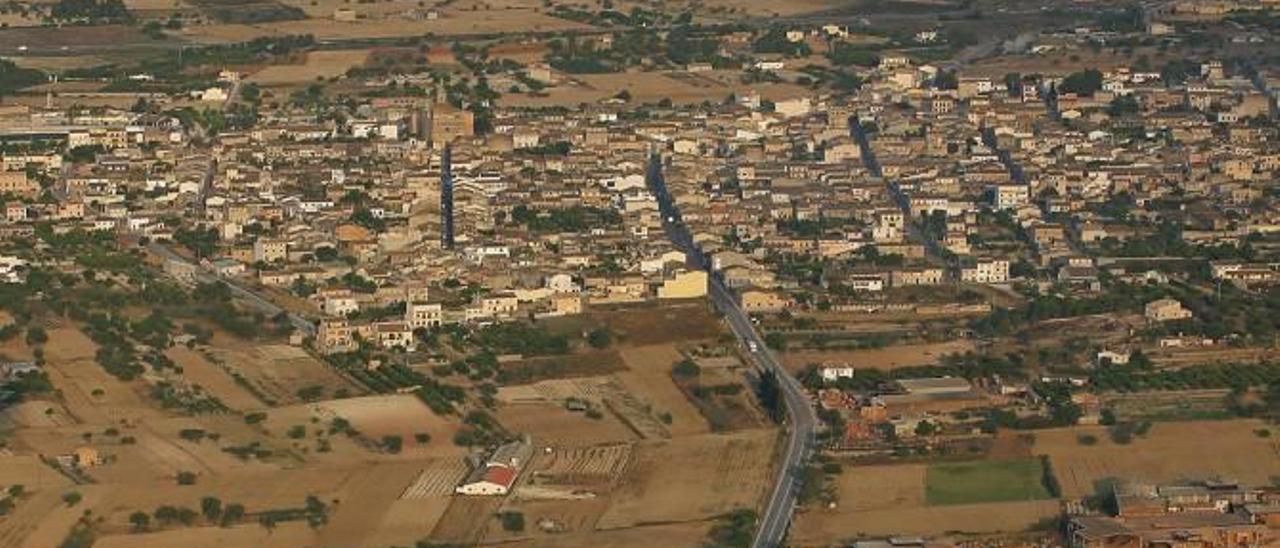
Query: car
747 341 759 352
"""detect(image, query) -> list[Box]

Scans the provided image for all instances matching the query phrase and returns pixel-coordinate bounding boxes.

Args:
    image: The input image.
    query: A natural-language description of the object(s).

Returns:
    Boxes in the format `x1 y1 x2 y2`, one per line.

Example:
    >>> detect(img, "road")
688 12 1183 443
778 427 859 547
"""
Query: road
645 154 817 548
851 117 953 267
147 242 316 336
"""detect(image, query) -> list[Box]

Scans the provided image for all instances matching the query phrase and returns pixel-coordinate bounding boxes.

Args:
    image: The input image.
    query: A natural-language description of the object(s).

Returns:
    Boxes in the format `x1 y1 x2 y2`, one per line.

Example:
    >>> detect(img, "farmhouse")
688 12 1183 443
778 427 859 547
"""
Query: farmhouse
1145 298 1192 322
455 438 533 496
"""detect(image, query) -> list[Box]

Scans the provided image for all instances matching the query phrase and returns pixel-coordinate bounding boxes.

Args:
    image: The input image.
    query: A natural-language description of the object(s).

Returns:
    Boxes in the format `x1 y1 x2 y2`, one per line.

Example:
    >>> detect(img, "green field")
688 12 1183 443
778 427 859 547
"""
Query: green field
925 458 1054 506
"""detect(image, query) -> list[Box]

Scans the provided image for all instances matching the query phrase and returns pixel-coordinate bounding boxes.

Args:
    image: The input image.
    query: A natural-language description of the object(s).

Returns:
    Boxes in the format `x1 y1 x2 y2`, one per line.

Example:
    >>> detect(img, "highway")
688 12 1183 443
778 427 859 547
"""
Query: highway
645 154 817 548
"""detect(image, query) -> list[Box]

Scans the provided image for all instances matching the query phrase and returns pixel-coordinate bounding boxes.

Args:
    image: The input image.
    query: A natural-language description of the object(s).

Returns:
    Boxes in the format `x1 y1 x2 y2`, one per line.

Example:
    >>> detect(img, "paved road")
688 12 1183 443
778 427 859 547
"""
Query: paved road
645 154 817 548
147 242 316 336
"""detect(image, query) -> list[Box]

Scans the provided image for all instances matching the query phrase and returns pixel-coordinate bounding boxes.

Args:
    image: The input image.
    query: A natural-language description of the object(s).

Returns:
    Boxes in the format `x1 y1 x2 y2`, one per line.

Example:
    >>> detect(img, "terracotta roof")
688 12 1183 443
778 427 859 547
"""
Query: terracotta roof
482 465 517 488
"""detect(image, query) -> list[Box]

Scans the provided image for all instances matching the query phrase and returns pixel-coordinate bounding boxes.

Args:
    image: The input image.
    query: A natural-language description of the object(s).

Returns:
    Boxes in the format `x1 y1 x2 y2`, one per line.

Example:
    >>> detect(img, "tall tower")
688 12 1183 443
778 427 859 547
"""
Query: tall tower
440 145 454 249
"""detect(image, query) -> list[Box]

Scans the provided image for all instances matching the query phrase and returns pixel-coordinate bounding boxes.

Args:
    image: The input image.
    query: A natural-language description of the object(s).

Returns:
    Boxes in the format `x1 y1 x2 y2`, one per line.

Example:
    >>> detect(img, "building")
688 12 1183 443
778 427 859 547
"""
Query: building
1145 298 1192 322
960 258 1010 284
431 104 475 147
405 301 443 330
1068 481 1276 548
455 438 533 496
657 269 708 300
253 238 288 264
819 364 855 383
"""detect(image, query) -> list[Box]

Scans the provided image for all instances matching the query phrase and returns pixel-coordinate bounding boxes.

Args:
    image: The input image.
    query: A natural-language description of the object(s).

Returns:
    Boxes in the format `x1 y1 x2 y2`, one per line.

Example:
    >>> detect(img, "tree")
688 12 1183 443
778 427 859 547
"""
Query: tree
499 511 525 532
587 327 612 349
763 332 787 351
381 435 403 454
1107 94 1140 117
25 326 47 346
671 359 701 378
62 491 82 506
176 471 197 485
757 370 783 423
200 496 222 522
220 503 245 526
129 511 151 532
1059 69 1103 96
914 420 937 437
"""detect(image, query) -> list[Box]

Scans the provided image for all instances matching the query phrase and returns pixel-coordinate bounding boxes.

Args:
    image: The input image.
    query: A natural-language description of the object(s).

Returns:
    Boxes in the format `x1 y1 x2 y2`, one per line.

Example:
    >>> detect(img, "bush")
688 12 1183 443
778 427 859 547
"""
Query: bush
176 471 197 485
1077 434 1099 445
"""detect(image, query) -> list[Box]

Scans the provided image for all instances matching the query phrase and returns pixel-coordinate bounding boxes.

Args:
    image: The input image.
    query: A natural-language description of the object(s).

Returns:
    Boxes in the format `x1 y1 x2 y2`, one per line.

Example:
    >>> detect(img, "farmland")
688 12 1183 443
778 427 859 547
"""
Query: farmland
790 462 1060 543
924 458 1054 505
1033 420 1280 499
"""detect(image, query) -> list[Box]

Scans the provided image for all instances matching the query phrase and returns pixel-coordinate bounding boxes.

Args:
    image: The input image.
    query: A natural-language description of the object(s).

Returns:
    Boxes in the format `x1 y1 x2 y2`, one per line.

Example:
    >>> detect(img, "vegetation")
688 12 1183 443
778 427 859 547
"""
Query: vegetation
924 459 1053 505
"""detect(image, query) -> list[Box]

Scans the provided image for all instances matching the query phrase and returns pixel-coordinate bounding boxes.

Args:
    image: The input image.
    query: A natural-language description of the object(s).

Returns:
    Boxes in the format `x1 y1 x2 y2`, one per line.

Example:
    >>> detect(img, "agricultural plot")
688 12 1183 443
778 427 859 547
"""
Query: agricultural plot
781 340 975 372
165 346 265 411
204 343 359 406
596 429 775 529
529 443 632 487
616 344 711 438
1034 420 1280 499
925 459 1054 506
791 462 1060 543
247 50 371 86
495 401 637 446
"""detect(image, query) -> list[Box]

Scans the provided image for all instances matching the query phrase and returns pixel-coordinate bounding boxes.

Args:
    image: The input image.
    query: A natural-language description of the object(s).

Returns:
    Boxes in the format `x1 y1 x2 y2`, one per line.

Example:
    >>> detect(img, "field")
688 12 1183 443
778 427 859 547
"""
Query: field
924 459 1053 506
263 394 468 459
781 340 975 372
247 50 371 86
596 429 775 528
502 70 807 108
165 346 265 411
1034 420 1280 499
181 8 589 43
791 462 1059 543
615 344 711 438
202 342 361 406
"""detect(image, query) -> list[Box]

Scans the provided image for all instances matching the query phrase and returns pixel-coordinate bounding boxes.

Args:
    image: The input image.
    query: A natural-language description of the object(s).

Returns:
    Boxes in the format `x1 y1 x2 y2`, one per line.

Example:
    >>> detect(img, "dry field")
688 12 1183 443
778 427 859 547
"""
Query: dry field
181 8 589 43
93 521 319 548
781 340 974 372
165 346 265 411
596 429 776 528
791 463 1059 543
0 25 154 49
528 443 632 487
1034 420 1280 499
203 342 360 406
247 50 371 86
495 401 637 446
40 326 169 425
264 394 467 459
503 521 710 548
616 344 711 438
502 70 808 108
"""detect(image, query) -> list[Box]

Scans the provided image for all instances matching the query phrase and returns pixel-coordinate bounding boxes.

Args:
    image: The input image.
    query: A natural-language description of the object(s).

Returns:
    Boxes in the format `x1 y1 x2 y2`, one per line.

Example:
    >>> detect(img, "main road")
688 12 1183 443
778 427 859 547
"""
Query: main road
645 154 817 548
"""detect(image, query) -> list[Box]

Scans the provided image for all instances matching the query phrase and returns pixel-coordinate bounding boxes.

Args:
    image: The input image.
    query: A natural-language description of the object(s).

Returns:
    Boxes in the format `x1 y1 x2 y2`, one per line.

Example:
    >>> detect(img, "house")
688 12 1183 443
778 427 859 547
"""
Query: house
374 322 414 351
959 258 1009 284
819 364 855 383
1145 298 1192 322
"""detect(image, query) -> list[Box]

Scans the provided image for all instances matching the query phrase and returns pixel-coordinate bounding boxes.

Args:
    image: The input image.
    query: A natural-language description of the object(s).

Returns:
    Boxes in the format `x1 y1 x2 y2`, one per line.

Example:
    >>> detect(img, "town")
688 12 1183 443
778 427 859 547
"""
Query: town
0 0 1279 546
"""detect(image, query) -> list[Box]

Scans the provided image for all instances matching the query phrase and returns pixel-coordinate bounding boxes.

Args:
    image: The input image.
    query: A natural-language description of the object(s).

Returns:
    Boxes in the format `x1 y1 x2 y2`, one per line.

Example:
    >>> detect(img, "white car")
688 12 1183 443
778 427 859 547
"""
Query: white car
747 341 759 353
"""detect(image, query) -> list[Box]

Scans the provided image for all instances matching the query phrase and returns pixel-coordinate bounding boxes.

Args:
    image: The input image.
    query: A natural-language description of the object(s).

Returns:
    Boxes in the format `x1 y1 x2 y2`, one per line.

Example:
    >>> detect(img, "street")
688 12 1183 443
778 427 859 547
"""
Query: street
646 154 817 548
